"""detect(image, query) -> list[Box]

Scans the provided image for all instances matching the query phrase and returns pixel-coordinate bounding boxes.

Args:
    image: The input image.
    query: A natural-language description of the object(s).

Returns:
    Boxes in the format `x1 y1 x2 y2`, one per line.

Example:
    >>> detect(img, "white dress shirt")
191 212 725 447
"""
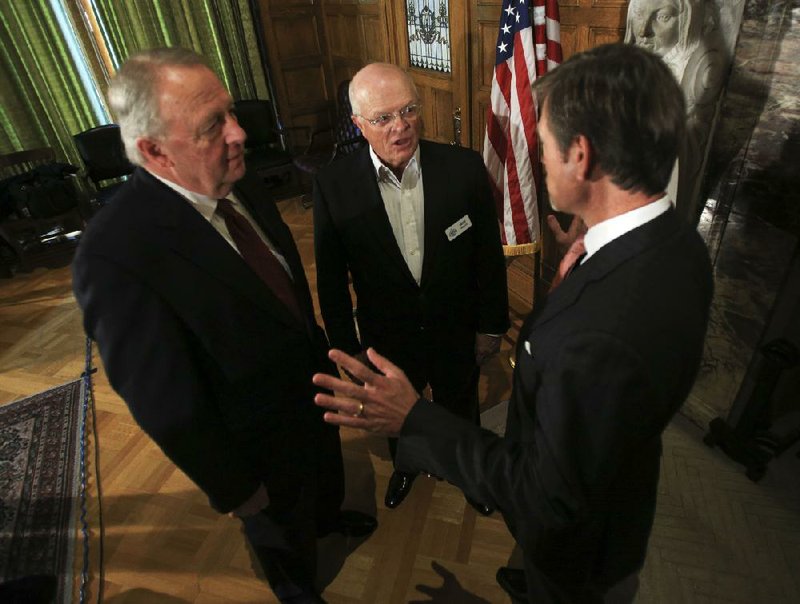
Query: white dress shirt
582 196 671 263
369 146 425 284
148 171 293 278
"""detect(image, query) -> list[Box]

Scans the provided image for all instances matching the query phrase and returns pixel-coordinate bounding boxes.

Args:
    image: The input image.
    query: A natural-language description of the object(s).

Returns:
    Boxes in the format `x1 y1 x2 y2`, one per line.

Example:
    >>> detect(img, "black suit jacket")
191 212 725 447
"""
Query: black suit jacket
73 169 337 513
396 208 713 602
312 140 509 386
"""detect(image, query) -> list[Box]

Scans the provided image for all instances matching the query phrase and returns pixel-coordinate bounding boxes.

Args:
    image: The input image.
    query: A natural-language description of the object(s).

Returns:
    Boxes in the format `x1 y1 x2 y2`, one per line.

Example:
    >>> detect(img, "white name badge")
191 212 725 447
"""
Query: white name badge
445 215 473 241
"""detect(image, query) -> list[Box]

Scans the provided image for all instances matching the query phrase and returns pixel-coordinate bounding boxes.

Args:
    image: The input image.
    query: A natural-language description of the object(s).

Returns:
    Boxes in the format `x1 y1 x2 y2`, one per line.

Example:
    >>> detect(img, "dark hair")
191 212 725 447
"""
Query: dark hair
533 43 686 196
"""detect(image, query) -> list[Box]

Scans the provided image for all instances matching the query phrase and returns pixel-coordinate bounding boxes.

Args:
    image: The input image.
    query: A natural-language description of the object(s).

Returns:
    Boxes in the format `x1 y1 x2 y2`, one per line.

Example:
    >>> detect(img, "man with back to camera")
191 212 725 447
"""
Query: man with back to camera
311 43 713 603
312 63 510 513
72 47 376 604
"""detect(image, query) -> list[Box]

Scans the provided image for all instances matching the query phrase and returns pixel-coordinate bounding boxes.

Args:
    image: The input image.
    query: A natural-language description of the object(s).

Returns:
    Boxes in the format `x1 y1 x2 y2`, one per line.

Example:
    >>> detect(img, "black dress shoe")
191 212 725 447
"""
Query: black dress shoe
384 471 416 508
255 548 323 604
496 566 527 602
465 495 494 516
317 509 377 538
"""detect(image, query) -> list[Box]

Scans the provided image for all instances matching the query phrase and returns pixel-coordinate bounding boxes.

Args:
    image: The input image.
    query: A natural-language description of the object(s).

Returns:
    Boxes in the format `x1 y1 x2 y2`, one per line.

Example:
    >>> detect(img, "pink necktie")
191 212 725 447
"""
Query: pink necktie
216 198 304 323
549 235 586 292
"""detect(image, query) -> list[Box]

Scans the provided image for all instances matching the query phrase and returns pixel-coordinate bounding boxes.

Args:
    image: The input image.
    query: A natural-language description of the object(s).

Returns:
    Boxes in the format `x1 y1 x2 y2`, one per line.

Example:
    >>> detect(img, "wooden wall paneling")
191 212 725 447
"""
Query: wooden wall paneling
558 0 628 58
255 0 334 149
361 12 387 63
588 25 626 48
420 85 456 143
471 1 503 151
322 0 390 114
559 24 579 59
324 8 362 88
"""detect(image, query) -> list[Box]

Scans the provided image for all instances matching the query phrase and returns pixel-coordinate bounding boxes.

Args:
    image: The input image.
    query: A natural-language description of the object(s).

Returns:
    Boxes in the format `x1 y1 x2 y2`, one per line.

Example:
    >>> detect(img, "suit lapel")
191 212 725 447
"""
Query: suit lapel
419 141 447 287
535 209 681 327
350 147 418 285
142 171 304 332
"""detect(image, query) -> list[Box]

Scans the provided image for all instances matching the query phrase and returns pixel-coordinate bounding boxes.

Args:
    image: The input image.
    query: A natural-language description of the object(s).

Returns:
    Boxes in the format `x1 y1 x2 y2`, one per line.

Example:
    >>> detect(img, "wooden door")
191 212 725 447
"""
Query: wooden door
255 0 335 149
558 0 628 57
387 1 471 147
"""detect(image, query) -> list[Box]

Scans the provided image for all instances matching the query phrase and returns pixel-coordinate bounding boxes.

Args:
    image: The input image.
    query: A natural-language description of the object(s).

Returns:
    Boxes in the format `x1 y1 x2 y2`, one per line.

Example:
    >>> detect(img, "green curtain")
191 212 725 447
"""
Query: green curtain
92 0 269 101
0 1 104 163
0 0 269 162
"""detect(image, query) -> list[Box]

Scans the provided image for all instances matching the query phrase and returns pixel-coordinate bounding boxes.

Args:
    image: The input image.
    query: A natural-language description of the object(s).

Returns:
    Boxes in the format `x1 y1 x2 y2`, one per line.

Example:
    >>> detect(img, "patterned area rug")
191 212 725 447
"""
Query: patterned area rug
0 380 83 602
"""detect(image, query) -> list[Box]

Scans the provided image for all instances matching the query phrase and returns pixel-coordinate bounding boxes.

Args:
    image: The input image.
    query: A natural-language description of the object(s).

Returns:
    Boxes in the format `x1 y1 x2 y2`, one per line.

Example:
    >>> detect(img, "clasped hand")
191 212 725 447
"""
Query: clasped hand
313 348 420 436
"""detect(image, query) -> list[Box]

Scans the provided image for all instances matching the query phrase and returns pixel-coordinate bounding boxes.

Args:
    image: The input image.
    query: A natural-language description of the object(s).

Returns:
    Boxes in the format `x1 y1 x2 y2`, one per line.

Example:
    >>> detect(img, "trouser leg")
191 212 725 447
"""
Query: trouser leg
314 421 345 532
242 500 320 602
241 426 325 602
430 365 480 425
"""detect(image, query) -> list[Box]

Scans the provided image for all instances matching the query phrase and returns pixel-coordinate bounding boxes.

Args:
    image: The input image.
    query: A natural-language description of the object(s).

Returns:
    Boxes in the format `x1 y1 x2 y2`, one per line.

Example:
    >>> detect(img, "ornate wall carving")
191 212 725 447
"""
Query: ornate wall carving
625 0 746 223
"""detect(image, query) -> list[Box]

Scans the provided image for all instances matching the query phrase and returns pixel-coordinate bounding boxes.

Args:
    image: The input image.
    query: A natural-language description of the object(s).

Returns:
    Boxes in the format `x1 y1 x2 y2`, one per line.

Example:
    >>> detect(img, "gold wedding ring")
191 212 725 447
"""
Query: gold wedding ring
354 401 364 418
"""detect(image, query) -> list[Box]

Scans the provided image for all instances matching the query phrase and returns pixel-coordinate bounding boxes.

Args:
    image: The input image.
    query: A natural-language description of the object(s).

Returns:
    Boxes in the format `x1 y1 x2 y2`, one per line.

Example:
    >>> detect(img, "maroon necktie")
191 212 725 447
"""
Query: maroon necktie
216 198 304 323
549 235 587 292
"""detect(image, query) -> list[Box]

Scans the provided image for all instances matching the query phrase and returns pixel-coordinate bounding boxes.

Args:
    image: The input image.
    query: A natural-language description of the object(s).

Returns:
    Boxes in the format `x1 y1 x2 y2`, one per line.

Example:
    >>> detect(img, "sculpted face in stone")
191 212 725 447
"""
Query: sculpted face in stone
629 0 682 57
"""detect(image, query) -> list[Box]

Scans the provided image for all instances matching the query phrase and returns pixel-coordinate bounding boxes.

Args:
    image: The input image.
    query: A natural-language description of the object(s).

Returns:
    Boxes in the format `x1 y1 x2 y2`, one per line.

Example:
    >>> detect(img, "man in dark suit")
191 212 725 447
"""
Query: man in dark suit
313 63 509 511
311 44 713 603
72 48 375 604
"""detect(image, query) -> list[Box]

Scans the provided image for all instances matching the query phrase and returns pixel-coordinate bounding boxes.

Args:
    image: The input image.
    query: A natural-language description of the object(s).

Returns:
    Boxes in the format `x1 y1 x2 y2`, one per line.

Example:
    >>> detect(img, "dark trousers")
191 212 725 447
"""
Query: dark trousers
388 364 480 461
241 417 344 601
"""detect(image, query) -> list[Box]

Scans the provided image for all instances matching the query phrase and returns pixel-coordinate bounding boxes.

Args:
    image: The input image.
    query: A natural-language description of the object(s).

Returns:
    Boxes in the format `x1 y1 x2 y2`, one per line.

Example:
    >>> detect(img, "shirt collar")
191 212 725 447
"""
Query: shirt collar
147 169 237 222
583 196 672 259
369 145 420 186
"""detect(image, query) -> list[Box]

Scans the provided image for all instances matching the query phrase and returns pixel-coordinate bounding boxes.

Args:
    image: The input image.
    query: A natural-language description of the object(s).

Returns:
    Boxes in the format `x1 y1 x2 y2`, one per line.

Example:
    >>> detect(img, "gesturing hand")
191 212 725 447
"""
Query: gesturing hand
547 214 586 254
313 347 421 436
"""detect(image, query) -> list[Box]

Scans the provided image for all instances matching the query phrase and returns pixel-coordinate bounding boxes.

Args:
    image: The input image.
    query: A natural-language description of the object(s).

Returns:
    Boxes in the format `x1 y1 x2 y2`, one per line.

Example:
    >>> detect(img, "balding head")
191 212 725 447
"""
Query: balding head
349 63 422 177
349 63 418 117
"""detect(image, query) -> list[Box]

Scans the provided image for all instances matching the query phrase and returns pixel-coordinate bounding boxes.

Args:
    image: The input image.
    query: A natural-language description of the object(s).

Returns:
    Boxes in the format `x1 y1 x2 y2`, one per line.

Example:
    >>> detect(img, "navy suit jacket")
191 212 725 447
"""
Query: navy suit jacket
312 140 509 387
73 169 337 513
397 208 713 602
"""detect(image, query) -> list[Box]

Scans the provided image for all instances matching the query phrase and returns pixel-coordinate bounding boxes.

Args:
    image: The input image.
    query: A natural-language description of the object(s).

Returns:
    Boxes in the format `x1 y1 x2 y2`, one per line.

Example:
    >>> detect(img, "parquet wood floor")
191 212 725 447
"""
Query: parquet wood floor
5 197 796 603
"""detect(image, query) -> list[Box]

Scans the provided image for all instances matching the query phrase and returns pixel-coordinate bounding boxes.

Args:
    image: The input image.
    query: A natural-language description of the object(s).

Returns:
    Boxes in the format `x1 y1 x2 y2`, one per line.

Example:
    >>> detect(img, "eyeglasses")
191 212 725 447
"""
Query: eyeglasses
357 103 422 128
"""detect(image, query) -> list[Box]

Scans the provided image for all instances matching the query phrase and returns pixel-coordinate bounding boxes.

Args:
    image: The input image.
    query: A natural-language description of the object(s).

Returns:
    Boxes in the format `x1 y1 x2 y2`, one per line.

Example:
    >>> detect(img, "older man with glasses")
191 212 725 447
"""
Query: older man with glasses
312 63 509 513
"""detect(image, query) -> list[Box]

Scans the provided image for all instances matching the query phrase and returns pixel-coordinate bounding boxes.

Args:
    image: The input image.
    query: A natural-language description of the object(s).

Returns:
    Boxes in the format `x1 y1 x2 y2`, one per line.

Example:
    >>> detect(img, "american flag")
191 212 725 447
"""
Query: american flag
483 0 562 254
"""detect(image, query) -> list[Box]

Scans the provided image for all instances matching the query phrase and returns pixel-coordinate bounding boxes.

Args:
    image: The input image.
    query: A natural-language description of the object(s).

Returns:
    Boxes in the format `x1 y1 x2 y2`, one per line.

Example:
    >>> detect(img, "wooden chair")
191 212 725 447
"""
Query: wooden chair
0 147 57 179
0 148 85 276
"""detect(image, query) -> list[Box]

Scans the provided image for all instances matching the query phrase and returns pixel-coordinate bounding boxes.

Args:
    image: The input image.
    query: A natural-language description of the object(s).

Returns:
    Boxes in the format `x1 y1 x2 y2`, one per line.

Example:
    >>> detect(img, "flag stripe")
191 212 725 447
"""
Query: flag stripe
483 0 561 251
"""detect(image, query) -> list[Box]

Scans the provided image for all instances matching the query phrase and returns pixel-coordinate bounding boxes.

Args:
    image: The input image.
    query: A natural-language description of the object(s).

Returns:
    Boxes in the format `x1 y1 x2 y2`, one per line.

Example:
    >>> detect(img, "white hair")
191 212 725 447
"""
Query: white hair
108 48 209 165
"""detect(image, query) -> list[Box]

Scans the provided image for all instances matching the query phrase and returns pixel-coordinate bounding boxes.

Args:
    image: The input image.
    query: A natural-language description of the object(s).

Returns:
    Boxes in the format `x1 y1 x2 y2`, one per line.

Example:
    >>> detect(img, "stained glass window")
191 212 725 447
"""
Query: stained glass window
406 0 451 73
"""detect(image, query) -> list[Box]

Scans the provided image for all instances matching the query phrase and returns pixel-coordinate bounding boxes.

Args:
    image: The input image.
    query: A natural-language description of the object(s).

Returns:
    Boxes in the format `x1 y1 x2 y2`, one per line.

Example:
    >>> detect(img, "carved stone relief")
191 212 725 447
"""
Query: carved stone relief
625 0 746 223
